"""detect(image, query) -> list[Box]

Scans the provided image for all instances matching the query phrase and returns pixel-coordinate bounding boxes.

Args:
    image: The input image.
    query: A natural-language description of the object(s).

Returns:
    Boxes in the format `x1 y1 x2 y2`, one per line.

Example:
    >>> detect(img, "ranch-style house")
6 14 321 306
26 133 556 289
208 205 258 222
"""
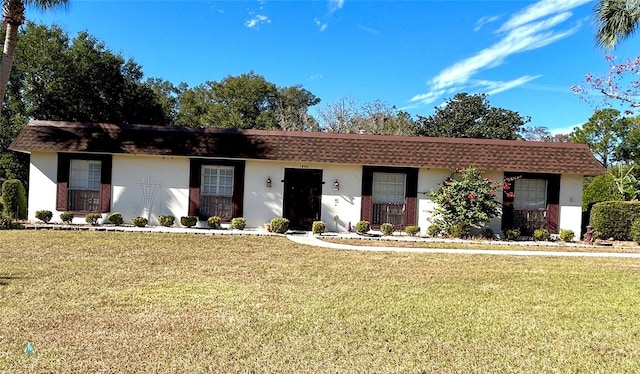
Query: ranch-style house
10 120 604 236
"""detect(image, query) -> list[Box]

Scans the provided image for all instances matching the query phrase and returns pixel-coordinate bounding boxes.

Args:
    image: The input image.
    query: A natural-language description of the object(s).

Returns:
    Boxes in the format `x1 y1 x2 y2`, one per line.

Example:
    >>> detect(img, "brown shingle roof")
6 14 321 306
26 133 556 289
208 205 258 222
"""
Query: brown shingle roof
10 120 604 175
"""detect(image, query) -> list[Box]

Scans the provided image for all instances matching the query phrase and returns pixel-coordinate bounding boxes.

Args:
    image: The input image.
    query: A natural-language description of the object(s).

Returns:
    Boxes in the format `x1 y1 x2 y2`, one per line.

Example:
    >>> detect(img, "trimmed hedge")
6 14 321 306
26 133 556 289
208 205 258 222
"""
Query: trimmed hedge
207 216 221 229
270 217 290 234
590 201 640 241
231 217 246 230
35 210 53 223
582 174 622 212
180 216 198 228
312 221 326 234
1 179 27 219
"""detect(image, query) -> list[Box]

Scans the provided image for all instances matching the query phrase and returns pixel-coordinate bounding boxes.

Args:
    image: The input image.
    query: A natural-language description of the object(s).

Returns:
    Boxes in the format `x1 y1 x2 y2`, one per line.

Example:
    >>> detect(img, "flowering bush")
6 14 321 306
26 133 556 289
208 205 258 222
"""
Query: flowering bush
431 167 512 238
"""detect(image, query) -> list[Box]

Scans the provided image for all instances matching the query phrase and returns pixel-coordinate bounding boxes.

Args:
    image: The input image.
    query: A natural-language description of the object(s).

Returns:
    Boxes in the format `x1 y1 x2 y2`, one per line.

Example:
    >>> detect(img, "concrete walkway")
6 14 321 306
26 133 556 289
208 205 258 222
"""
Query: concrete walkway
287 233 640 258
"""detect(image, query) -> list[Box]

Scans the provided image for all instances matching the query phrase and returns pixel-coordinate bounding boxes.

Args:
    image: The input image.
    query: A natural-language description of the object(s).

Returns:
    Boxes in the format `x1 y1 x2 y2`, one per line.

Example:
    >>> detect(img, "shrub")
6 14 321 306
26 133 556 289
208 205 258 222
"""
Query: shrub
533 228 550 241
1 179 27 219
231 217 246 230
405 225 420 237
447 222 471 238
380 223 394 236
0 213 22 230
180 216 198 228
480 227 495 240
312 221 326 234
431 167 507 234
158 215 175 227
632 220 640 243
108 212 124 226
60 211 74 224
504 228 521 241
427 222 442 237
85 213 101 226
207 216 221 229
132 216 148 227
35 210 53 223
590 201 640 241
0 213 12 230
582 173 623 212
355 220 370 234
270 217 290 234
559 229 575 242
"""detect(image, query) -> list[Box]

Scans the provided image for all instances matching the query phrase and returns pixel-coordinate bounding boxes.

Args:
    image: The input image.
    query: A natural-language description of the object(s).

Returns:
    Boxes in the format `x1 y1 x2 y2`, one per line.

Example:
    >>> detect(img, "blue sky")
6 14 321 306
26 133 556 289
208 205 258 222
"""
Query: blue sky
29 0 640 134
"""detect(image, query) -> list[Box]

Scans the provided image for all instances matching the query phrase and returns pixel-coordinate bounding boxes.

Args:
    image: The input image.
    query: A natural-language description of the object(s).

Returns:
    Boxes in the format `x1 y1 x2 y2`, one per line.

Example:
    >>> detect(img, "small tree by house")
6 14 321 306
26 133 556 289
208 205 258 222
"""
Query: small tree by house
431 167 511 238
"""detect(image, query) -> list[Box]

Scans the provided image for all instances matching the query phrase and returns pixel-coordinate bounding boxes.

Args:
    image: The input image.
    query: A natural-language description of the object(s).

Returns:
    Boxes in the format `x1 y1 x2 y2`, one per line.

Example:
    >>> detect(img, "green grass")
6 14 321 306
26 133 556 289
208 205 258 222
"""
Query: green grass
2 231 640 372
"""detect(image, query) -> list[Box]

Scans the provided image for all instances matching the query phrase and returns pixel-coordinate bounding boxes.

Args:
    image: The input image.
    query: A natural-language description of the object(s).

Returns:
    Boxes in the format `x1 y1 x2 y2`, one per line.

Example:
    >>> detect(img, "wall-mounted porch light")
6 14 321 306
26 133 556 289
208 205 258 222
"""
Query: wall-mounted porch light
266 177 272 188
333 179 340 191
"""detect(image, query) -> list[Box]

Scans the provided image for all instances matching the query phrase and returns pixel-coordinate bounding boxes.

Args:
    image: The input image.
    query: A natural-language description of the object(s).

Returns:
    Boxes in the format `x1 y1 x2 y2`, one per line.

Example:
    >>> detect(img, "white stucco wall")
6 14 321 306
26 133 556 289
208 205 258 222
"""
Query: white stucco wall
111 155 190 225
243 160 362 231
26 152 59 222
25 152 585 235
559 174 584 239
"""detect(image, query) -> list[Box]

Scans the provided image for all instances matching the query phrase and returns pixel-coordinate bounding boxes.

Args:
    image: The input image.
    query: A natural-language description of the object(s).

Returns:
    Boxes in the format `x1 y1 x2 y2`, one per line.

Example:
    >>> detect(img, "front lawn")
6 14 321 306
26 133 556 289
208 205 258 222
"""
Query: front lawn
2 231 640 372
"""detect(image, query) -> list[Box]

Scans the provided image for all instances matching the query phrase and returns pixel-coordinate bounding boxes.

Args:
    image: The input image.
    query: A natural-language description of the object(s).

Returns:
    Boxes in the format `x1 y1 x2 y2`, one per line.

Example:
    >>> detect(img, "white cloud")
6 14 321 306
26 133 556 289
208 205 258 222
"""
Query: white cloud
314 18 328 32
329 0 345 14
358 24 379 34
411 0 590 106
245 14 271 29
497 0 592 33
474 15 501 32
475 75 542 95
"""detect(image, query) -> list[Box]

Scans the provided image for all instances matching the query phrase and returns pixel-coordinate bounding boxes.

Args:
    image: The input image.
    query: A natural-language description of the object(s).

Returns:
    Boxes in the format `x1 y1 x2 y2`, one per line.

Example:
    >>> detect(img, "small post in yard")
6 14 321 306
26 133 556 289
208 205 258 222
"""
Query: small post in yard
584 225 595 243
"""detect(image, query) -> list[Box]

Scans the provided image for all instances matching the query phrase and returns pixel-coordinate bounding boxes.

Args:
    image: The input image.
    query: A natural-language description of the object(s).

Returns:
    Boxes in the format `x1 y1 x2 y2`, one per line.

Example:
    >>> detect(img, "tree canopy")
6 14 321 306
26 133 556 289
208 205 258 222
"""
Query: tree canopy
177 71 320 130
317 95 418 135
415 93 529 140
0 23 174 181
0 0 69 104
595 0 640 49
569 108 635 169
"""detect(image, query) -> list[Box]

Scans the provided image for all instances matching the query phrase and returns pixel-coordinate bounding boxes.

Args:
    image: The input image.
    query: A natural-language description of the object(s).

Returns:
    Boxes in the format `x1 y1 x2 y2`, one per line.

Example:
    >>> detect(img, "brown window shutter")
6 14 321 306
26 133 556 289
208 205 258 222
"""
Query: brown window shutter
231 162 245 219
56 154 70 211
545 175 560 234
361 167 374 222
99 155 112 213
188 159 202 217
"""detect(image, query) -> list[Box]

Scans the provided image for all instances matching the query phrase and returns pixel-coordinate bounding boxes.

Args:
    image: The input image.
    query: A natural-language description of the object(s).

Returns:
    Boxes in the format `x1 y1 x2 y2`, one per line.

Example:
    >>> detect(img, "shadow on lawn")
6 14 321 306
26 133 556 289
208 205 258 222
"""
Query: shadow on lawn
0 275 22 286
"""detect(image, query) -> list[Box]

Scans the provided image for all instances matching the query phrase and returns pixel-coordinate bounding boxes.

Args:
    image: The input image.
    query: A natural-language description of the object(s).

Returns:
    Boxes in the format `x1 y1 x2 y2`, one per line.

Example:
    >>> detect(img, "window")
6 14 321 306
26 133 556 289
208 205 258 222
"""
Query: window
57 154 111 213
514 178 547 210
371 172 406 225
70 160 101 190
67 159 102 212
200 165 234 218
188 159 244 220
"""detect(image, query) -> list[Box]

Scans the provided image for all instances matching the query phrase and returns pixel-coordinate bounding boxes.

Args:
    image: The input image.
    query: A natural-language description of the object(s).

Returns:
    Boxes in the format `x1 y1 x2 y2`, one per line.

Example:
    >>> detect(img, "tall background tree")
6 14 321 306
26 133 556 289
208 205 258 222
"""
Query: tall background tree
416 93 529 140
0 23 174 182
177 71 320 130
317 95 417 135
569 108 634 169
1 0 69 104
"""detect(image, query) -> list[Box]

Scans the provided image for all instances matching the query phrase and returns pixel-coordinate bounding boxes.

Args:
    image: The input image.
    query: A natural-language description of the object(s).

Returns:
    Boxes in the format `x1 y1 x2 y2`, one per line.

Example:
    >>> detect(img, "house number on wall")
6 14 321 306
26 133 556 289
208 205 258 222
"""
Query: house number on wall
299 164 309 168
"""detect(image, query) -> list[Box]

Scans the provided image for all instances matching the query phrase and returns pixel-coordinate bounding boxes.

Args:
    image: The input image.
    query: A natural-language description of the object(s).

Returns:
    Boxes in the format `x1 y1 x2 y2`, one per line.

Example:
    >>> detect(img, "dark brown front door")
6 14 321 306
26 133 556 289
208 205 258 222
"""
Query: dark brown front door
283 168 323 231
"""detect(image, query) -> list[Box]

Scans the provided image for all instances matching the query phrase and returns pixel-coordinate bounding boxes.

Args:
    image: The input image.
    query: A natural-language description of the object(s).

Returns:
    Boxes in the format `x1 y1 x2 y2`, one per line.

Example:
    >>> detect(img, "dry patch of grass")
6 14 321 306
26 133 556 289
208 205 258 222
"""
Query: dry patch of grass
2 231 640 372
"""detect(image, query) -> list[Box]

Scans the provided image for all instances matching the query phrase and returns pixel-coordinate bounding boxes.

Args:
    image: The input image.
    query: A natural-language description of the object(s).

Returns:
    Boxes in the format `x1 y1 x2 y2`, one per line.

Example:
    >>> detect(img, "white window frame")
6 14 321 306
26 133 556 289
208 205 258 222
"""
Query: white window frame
514 178 547 210
372 172 406 204
69 159 101 191
201 165 234 197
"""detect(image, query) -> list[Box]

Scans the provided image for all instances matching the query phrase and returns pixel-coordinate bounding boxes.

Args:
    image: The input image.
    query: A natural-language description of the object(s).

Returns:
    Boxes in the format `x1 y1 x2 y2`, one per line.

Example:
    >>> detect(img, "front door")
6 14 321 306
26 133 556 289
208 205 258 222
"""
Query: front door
283 168 323 231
